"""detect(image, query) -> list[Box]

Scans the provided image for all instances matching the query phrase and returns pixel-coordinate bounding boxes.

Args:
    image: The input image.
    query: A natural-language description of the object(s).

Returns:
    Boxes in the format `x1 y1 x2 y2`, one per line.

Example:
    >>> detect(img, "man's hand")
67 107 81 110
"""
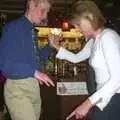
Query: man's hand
34 71 55 87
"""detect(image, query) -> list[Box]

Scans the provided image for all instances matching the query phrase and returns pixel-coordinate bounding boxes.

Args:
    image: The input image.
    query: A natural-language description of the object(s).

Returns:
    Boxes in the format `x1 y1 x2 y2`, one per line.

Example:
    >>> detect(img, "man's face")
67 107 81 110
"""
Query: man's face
30 1 50 24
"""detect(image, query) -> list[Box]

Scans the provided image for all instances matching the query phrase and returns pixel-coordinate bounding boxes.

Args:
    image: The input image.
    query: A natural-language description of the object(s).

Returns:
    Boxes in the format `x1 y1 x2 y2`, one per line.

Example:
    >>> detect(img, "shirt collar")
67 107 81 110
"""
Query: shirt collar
21 15 34 29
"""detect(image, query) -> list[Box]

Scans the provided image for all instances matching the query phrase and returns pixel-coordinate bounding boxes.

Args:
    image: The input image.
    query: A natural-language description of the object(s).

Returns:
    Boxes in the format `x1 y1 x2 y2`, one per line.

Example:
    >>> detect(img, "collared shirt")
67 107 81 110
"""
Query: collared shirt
56 28 120 110
0 15 52 79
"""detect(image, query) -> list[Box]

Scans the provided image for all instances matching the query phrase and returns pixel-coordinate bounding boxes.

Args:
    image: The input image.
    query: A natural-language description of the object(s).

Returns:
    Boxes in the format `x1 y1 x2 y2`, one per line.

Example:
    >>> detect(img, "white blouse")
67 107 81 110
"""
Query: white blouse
56 28 120 110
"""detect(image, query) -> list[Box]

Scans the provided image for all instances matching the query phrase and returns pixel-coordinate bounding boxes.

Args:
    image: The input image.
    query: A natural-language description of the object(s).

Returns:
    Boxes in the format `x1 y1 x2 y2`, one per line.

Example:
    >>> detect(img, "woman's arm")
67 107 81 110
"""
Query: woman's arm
56 39 94 63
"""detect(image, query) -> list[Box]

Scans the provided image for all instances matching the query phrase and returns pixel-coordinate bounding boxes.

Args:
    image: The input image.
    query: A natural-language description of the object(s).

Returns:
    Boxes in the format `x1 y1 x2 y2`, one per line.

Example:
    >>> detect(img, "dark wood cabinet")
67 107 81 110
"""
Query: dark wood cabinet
40 77 88 120
34 27 88 120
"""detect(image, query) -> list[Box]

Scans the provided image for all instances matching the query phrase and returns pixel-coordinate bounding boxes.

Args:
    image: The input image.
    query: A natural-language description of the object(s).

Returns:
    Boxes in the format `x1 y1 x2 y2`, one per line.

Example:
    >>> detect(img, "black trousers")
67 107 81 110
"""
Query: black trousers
87 94 120 120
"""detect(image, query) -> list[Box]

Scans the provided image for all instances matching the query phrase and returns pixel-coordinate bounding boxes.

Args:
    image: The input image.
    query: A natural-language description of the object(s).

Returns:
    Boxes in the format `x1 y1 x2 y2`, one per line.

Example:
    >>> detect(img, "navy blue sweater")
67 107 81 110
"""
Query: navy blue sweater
0 16 53 79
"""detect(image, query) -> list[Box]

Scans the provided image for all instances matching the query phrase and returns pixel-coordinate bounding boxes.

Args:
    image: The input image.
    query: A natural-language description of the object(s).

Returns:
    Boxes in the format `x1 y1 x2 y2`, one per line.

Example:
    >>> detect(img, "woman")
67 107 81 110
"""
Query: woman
49 1 120 120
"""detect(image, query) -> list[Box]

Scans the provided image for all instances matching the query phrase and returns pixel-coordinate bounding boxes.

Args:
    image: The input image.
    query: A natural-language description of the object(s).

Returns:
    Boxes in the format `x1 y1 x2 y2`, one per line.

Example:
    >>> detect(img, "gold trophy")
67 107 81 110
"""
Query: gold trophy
50 28 62 35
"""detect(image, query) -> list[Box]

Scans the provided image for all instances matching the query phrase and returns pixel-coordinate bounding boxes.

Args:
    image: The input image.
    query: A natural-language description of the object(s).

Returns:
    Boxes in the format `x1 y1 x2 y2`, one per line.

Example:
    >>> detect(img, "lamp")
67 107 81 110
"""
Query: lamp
62 20 70 31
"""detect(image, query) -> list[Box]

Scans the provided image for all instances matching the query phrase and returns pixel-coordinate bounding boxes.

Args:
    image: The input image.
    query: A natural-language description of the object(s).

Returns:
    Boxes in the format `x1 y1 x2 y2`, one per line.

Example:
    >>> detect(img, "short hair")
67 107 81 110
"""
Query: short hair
25 0 53 4
70 0 106 30
25 0 53 11
27 0 53 4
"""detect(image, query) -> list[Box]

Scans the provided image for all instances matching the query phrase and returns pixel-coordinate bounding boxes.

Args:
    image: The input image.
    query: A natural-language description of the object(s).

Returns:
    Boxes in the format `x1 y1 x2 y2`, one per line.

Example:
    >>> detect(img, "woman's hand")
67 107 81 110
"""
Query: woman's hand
66 99 93 120
34 70 55 87
48 34 62 51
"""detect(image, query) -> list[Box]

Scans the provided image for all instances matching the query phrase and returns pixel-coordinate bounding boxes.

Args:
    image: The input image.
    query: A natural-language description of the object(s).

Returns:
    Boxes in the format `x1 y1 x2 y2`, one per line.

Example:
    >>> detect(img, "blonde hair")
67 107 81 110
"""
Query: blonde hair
70 0 106 30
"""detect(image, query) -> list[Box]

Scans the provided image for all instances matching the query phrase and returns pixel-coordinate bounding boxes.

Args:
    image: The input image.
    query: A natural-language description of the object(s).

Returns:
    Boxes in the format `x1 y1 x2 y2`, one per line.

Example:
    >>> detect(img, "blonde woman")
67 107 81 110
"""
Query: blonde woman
49 1 120 120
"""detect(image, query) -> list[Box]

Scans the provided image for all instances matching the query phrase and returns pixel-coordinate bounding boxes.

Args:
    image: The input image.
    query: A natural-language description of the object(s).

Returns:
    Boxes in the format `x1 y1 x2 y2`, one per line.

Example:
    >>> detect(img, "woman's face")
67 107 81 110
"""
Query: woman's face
74 17 95 38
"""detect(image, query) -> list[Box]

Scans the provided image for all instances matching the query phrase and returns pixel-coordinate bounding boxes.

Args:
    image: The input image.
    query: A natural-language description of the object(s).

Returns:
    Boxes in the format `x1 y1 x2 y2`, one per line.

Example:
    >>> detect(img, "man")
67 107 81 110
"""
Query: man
0 0 54 120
